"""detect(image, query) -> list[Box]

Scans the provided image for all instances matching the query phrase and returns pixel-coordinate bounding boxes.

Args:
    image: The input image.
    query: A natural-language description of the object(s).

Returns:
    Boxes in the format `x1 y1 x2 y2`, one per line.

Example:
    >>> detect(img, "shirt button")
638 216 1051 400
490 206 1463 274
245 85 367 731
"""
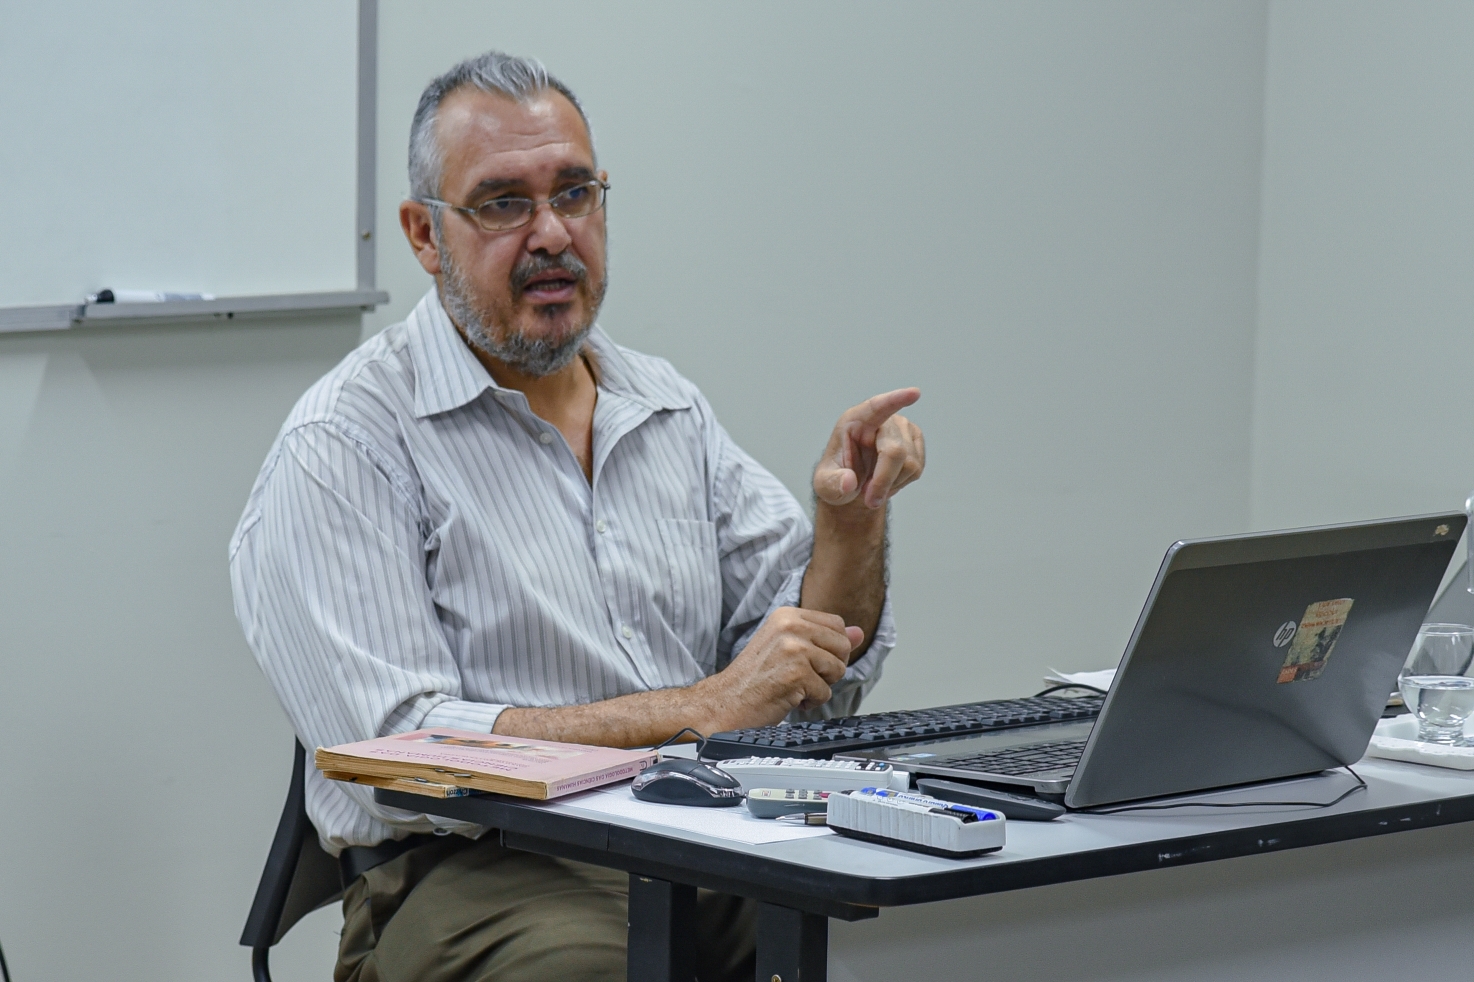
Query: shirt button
621 624 634 640
539 431 554 445
595 519 607 534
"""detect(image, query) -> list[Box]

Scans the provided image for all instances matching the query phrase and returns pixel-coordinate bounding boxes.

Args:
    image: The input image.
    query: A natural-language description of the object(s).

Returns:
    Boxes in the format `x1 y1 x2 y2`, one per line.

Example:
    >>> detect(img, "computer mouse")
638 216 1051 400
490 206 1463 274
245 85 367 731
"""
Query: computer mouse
631 757 744 807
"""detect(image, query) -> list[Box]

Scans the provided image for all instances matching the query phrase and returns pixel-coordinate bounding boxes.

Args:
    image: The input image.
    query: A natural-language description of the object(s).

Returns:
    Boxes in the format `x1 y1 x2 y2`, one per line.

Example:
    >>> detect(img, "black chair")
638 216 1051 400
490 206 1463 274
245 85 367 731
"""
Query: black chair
240 741 344 982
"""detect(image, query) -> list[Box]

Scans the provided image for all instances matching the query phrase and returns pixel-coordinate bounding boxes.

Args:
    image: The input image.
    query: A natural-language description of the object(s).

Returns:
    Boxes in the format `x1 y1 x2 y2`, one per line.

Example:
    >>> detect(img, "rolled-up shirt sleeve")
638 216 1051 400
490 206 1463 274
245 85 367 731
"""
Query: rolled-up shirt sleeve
704 404 895 719
230 421 503 844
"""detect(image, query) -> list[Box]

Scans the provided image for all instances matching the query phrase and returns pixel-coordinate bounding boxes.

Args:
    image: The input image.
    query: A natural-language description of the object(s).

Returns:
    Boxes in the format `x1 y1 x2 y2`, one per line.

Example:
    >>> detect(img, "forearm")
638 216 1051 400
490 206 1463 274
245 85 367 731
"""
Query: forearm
492 680 728 748
493 602 863 745
800 501 887 661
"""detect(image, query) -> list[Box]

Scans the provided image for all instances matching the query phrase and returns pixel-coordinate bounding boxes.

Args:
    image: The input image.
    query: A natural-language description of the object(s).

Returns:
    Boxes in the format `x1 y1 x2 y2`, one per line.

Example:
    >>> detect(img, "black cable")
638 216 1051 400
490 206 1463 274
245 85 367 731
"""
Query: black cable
1082 766 1367 815
1 936 11 982
1034 682 1109 697
648 727 708 756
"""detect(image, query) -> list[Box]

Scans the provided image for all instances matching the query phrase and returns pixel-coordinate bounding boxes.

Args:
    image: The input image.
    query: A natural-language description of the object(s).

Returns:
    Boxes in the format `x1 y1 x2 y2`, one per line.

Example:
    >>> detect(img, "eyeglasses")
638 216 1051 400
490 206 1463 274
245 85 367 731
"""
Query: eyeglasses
415 179 610 232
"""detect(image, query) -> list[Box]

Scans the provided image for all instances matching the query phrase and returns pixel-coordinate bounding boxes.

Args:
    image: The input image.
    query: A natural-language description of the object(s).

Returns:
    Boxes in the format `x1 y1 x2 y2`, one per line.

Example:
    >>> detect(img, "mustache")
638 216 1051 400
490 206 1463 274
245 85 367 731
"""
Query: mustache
511 251 588 296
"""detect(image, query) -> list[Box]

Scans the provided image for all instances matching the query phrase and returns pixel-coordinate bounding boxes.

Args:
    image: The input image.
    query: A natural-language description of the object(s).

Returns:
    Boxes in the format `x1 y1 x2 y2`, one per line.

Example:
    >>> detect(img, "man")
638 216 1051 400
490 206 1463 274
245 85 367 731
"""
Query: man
230 50 925 982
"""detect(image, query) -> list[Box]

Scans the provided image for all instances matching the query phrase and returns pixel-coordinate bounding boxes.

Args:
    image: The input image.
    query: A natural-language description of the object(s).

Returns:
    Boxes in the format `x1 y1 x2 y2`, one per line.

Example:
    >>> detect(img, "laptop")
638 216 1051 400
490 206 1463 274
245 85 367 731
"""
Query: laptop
842 513 1466 809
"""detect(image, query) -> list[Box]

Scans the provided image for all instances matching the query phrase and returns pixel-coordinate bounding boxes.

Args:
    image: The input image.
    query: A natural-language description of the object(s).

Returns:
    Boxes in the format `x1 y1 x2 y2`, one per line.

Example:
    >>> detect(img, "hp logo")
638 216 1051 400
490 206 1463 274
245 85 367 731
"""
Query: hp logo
1273 621 1298 647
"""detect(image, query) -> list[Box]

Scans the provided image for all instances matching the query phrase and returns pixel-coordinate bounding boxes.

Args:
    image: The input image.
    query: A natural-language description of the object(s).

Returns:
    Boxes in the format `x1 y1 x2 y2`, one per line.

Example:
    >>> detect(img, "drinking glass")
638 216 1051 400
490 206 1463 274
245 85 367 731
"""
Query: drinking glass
1399 623 1474 745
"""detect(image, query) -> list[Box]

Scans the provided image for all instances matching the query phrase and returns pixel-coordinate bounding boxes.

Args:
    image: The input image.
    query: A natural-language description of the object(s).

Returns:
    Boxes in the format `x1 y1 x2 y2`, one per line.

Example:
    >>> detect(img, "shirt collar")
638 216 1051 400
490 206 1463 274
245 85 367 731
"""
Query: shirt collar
407 289 495 418
407 288 691 418
581 325 691 412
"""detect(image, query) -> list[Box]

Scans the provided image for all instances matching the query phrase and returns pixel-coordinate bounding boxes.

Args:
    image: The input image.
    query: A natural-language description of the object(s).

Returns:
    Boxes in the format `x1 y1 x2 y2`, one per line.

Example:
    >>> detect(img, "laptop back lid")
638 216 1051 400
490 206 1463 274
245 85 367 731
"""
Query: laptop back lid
1064 513 1464 809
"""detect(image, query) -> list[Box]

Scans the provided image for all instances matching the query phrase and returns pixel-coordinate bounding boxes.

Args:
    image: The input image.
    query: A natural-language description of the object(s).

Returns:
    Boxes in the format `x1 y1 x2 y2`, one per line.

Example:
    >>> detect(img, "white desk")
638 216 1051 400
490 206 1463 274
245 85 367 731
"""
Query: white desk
379 755 1474 981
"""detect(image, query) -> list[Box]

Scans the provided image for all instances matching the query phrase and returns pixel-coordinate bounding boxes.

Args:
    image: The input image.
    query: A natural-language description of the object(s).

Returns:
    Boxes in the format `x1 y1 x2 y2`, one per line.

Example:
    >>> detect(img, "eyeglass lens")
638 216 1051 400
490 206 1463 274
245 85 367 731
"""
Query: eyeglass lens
471 181 604 231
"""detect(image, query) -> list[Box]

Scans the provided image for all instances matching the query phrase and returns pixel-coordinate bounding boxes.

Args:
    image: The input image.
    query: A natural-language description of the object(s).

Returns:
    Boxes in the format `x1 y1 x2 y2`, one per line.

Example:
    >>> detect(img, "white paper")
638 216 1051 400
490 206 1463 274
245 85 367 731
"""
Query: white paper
551 786 833 844
1044 668 1116 692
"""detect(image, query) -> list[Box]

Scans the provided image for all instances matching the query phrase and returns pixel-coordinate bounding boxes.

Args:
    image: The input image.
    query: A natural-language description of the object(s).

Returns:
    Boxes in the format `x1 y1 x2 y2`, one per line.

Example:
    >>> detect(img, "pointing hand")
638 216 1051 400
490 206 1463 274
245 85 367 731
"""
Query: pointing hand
813 388 925 510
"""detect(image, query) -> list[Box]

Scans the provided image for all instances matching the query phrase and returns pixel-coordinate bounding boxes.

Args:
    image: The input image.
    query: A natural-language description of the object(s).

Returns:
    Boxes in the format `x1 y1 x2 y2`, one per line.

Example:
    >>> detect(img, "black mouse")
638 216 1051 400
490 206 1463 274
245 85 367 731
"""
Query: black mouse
631 758 744 807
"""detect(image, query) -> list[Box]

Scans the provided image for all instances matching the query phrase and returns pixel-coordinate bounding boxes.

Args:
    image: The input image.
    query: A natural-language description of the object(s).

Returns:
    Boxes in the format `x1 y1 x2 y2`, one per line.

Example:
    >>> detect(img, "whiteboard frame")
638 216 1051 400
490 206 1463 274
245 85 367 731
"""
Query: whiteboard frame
0 0 387 335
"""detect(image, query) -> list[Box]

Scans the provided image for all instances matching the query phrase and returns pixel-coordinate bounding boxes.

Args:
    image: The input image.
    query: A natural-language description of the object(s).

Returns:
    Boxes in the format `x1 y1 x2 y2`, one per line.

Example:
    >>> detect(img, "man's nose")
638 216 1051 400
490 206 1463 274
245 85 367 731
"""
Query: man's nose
524 201 573 255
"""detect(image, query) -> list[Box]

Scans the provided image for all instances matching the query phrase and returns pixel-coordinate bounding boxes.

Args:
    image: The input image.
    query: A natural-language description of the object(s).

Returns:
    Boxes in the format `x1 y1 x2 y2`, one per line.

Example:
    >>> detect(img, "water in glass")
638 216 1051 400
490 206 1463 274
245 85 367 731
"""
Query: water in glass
1399 624 1474 744
1399 676 1474 744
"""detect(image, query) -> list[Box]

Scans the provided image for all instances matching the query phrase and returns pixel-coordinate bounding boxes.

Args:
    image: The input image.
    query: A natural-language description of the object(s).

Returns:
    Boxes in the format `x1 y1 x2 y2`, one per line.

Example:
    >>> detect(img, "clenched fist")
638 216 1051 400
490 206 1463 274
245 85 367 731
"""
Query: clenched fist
696 607 864 730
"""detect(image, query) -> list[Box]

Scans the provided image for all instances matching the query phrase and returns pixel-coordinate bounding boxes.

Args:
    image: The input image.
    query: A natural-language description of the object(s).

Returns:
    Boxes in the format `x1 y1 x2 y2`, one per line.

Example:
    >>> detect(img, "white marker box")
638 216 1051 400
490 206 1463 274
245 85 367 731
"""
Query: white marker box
827 788 1006 857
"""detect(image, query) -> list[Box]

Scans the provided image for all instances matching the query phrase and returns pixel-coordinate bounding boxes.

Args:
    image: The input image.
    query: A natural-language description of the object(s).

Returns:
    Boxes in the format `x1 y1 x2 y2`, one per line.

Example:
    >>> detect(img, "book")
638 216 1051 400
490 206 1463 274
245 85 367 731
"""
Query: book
319 771 474 798
315 727 659 800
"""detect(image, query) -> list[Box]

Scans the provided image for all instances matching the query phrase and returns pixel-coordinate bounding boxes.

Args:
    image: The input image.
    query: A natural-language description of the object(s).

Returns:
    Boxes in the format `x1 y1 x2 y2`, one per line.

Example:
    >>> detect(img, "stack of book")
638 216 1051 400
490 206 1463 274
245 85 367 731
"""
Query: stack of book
316 727 659 800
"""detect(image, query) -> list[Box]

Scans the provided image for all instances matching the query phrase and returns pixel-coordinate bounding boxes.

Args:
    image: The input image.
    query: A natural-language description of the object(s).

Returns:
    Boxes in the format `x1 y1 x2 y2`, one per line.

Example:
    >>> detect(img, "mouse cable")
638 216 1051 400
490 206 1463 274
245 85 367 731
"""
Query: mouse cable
647 727 709 757
1081 765 1367 815
1 935 11 982
1034 683 1109 697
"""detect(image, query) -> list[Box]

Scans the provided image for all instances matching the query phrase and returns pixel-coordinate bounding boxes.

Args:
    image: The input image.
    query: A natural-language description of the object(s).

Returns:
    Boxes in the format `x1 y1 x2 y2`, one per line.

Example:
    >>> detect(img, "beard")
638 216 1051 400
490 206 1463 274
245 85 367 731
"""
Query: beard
438 237 606 377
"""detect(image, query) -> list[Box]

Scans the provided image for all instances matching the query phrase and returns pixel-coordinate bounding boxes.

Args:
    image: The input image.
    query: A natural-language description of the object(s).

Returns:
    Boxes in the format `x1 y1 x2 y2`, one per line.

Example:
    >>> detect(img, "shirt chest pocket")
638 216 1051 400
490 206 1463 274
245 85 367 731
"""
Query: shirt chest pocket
656 518 721 668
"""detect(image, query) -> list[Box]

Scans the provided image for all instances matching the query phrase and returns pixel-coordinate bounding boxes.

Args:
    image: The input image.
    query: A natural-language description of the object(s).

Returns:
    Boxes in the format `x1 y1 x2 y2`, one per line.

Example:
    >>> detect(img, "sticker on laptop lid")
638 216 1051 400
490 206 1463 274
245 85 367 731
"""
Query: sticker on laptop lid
1276 598 1353 683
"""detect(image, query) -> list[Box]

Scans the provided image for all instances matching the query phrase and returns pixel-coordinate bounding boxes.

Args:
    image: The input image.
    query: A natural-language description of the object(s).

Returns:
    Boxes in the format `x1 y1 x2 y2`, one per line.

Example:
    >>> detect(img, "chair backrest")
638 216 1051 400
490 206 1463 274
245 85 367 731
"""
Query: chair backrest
240 741 344 951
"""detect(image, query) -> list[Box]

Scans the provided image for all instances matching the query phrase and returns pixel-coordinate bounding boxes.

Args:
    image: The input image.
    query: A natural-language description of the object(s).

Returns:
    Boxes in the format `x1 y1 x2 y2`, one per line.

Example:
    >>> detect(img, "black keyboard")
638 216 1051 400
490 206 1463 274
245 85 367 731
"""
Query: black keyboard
701 695 1104 760
937 739 1087 777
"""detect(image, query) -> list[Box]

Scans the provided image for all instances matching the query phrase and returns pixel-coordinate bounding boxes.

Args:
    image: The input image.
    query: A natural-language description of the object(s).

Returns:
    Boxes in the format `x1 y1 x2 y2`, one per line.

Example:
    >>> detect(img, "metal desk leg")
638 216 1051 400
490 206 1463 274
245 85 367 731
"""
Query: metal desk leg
755 902 828 982
627 874 697 982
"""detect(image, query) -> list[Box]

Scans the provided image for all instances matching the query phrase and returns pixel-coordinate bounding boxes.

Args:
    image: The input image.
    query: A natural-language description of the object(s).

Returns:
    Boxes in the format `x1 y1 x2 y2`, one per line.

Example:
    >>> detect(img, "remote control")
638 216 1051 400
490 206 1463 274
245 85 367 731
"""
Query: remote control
914 777 1065 821
744 788 831 818
714 756 911 793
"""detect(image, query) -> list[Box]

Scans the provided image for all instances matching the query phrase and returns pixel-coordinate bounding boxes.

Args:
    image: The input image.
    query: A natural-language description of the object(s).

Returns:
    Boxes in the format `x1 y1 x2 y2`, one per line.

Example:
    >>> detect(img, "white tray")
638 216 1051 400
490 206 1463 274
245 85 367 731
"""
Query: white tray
1366 715 1474 770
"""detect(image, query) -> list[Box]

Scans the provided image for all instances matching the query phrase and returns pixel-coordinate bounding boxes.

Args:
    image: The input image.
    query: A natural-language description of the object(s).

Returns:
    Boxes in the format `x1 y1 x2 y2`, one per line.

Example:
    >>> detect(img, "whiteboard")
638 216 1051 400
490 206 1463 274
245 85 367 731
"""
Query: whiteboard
0 0 361 313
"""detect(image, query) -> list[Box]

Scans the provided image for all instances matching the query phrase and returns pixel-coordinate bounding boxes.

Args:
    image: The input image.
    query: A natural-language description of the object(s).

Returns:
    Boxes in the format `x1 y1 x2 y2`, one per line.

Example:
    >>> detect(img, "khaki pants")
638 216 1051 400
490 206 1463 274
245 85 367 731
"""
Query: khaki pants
335 834 756 982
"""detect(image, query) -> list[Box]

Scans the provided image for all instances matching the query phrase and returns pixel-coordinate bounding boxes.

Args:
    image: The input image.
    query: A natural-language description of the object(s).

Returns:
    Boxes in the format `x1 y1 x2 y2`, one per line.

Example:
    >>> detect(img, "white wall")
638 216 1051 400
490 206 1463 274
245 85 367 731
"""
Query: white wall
0 317 359 981
1251 0 1474 529
372 0 1269 709
833 820 1474 982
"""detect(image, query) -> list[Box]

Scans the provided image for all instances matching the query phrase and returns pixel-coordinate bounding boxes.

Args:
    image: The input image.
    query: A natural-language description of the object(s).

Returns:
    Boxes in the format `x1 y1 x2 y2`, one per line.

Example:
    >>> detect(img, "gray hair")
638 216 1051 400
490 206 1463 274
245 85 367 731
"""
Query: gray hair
408 50 591 204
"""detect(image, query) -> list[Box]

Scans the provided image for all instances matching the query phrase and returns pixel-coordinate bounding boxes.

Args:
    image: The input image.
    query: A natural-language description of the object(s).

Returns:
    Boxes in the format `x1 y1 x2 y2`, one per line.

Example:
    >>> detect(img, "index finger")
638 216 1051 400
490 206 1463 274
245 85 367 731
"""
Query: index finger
843 388 921 436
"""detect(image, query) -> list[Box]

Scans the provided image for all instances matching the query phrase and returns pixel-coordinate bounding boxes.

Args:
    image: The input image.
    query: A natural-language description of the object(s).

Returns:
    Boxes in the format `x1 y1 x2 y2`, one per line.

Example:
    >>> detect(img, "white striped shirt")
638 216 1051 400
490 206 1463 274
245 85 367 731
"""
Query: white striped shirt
230 290 894 852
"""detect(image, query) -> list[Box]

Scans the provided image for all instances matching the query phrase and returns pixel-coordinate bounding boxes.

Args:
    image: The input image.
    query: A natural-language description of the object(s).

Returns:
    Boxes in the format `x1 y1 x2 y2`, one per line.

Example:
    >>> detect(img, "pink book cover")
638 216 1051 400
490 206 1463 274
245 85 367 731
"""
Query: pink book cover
316 727 659 799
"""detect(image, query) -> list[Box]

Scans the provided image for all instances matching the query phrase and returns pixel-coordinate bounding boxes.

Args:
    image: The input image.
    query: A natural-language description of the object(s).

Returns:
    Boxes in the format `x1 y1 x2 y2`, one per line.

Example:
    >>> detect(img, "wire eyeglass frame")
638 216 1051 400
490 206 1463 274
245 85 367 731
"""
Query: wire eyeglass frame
415 179 609 232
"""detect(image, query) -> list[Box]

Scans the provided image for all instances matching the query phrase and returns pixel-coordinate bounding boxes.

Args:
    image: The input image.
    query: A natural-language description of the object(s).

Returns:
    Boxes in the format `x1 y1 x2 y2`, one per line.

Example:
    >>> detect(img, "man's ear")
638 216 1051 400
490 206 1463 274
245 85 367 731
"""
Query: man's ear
399 200 443 275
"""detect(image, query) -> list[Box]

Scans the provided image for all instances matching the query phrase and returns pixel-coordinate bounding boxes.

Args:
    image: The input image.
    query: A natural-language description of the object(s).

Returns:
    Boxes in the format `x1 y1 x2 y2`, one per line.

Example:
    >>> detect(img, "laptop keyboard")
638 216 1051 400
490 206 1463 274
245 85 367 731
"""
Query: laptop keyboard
937 739 1087 777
